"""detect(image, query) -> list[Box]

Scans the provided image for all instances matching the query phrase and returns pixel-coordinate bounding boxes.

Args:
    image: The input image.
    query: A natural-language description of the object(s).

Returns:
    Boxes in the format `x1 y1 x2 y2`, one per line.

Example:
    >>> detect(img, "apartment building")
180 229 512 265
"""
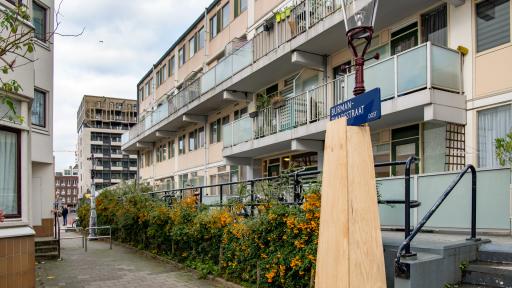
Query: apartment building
0 0 55 286
55 173 79 208
77 95 138 195
122 0 511 195
55 165 79 208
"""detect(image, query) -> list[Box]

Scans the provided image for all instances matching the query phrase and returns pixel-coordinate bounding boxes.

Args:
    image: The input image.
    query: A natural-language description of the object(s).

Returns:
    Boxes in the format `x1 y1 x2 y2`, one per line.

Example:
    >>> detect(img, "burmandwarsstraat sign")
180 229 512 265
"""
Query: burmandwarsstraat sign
330 88 381 126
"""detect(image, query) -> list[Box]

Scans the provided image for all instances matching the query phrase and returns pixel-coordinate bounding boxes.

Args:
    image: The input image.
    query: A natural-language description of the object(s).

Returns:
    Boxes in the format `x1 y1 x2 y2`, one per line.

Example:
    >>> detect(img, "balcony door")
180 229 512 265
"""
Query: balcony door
391 124 420 176
391 22 419 55
421 4 447 46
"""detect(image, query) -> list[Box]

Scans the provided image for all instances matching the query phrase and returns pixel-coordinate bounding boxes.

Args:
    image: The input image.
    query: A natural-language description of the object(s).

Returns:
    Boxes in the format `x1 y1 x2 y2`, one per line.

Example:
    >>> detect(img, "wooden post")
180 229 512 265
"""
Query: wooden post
315 118 386 287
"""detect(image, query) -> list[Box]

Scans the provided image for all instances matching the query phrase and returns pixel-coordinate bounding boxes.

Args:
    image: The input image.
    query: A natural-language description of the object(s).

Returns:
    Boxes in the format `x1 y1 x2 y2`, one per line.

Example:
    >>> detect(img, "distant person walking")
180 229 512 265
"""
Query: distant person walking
0 209 4 222
62 206 69 226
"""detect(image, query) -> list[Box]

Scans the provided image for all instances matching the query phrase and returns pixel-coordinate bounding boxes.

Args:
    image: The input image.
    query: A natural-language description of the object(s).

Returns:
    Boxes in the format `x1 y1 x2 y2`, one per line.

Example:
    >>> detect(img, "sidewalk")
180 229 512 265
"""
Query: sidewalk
36 232 222 288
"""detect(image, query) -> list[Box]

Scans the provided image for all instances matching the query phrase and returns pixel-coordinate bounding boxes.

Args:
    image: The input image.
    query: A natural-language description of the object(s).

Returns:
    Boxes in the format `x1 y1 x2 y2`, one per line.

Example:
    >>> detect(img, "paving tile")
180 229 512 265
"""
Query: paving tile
36 232 221 288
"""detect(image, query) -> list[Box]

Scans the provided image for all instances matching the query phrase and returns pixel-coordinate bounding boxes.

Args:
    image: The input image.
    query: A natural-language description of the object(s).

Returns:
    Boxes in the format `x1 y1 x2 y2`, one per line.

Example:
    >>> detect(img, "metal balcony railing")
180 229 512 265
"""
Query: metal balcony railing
122 0 347 147
224 42 462 148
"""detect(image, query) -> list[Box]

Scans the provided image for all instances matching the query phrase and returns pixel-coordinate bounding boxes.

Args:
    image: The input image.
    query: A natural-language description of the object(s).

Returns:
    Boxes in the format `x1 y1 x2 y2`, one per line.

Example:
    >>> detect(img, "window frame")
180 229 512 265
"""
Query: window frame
168 56 175 77
0 126 21 219
32 88 46 128
210 14 218 39
178 47 185 67
222 3 230 29
235 0 247 17
32 1 47 42
475 0 511 53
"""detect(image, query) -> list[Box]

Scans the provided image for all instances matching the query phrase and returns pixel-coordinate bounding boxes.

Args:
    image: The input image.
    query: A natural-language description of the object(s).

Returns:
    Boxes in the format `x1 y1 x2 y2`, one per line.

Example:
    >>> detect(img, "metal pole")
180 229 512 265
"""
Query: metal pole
220 184 223 207
470 166 477 240
89 154 97 239
110 226 112 250
404 159 412 255
250 181 255 217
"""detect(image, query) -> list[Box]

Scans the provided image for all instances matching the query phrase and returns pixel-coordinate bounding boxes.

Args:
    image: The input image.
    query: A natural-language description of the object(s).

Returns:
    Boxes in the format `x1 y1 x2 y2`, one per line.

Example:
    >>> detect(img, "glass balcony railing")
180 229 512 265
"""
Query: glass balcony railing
223 42 462 148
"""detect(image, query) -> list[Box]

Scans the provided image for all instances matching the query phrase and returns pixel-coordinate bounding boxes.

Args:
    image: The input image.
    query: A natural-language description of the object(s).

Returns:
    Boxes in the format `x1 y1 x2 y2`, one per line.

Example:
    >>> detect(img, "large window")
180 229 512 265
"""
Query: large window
210 14 218 39
168 56 175 77
32 89 46 127
178 135 185 155
478 105 512 168
210 116 229 144
0 128 20 218
421 4 447 46
32 1 47 42
222 3 230 29
476 0 510 52
198 27 205 50
235 0 247 17
189 36 196 58
390 22 418 55
178 47 185 67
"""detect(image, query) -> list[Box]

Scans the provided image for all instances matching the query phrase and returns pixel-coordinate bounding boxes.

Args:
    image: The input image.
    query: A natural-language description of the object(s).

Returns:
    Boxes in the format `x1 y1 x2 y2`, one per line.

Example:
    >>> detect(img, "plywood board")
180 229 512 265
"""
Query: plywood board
315 118 386 288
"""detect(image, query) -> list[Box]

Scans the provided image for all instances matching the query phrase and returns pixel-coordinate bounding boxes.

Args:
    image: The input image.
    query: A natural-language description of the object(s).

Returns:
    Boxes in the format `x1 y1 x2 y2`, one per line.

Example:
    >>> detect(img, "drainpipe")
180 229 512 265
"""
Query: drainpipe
204 8 209 72
204 119 209 191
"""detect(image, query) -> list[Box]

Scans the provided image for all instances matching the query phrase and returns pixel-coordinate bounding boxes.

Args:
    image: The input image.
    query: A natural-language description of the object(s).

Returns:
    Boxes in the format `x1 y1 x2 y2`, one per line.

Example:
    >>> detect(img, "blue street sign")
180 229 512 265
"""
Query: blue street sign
330 88 381 126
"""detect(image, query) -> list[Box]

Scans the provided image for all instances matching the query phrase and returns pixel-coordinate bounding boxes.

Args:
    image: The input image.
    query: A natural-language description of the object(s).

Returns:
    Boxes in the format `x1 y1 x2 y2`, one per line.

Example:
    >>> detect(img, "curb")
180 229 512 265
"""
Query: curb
109 240 244 288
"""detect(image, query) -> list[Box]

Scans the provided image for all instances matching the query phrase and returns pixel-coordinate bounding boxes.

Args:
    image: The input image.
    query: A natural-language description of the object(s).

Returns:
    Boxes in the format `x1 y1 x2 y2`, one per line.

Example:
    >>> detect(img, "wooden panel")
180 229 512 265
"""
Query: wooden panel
315 118 386 287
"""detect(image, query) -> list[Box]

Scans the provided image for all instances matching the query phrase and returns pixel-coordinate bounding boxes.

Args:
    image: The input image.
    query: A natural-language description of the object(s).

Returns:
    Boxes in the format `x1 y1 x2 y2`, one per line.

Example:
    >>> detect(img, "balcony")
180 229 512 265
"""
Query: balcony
223 43 464 153
123 0 450 151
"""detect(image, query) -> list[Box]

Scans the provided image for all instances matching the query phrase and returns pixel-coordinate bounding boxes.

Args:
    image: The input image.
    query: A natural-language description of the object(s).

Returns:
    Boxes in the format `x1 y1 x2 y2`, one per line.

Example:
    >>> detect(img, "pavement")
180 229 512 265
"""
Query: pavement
36 232 222 288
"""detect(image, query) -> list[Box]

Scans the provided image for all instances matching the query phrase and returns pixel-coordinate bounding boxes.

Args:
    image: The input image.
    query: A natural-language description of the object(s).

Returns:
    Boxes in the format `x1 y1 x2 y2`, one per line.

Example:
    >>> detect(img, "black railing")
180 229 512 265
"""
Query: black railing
394 164 478 279
53 211 61 259
148 157 419 229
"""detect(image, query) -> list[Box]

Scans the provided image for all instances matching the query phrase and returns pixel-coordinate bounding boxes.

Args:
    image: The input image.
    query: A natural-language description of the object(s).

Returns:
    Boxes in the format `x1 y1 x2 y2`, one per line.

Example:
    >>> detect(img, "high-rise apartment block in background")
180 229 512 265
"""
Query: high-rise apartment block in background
0 0 55 286
77 95 138 196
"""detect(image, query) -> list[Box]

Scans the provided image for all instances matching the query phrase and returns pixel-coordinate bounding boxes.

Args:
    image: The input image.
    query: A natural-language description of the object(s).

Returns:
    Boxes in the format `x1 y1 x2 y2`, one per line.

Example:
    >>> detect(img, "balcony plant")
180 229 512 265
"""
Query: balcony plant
271 94 285 109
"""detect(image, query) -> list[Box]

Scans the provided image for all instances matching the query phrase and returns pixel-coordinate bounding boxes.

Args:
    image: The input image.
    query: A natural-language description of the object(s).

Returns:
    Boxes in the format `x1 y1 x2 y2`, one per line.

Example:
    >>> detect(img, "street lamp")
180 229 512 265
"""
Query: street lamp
341 0 379 96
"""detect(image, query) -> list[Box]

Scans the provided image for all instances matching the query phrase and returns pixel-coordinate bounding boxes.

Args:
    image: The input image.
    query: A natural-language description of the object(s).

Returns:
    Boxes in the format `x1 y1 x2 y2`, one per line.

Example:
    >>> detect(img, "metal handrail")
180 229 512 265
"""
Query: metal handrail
53 211 61 259
84 226 112 252
394 164 478 279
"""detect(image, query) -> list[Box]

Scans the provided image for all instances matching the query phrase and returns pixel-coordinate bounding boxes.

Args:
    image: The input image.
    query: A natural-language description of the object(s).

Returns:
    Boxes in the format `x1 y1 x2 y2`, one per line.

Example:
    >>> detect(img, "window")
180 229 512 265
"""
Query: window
210 119 221 144
189 130 196 151
179 47 185 67
178 135 185 154
476 0 510 52
421 4 447 46
198 27 205 50
234 107 248 120
390 22 418 55
139 87 144 101
168 140 175 158
478 105 512 168
189 36 196 58
145 82 150 97
32 1 47 42
168 56 175 77
222 3 230 29
156 65 166 87
0 128 20 218
210 14 218 39
32 89 46 127
235 0 247 17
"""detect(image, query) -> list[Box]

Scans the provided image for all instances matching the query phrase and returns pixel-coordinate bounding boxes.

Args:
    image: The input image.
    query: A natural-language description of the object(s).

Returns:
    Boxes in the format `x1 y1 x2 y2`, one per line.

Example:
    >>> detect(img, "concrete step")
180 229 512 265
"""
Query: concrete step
35 245 58 254
35 251 59 261
462 261 512 288
35 238 59 247
479 244 512 264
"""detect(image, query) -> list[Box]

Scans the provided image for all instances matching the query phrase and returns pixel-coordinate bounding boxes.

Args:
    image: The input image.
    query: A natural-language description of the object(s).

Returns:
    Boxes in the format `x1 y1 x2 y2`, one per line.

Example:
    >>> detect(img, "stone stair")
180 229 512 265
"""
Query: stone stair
35 237 60 261
462 243 512 288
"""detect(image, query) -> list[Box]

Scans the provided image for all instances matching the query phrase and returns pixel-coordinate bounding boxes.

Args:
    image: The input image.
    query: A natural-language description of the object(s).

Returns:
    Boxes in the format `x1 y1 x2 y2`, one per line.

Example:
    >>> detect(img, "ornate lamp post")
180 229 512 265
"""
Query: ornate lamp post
341 0 379 96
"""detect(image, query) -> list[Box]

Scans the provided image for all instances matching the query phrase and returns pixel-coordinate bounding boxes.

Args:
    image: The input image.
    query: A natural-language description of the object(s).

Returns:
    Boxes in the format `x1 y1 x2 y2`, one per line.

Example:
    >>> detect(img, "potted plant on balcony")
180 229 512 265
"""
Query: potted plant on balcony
271 94 285 109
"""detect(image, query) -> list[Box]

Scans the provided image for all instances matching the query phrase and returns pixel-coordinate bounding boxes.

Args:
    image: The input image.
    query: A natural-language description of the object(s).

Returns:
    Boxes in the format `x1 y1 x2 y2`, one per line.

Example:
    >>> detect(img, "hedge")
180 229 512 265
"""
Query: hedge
78 183 321 287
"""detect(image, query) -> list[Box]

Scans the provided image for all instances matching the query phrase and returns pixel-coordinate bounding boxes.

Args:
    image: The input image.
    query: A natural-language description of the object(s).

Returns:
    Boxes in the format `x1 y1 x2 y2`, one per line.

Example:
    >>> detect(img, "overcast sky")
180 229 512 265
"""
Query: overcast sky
53 0 211 171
